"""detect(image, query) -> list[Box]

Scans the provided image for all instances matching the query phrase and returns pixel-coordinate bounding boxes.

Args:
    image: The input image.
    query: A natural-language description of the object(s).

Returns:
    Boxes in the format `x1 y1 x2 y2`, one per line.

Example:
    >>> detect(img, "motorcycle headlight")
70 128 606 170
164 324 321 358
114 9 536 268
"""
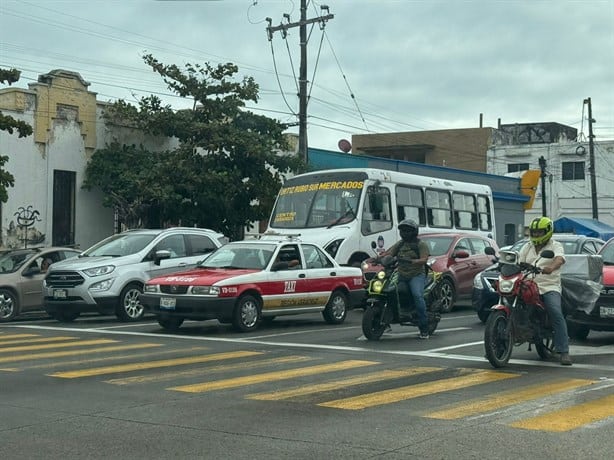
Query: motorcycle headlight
498 279 515 293
371 280 384 293
376 270 386 280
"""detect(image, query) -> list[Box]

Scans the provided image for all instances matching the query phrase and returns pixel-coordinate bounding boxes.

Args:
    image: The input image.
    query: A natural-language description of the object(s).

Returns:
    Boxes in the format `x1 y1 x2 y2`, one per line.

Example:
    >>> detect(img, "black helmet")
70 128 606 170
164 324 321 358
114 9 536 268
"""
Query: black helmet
398 219 419 232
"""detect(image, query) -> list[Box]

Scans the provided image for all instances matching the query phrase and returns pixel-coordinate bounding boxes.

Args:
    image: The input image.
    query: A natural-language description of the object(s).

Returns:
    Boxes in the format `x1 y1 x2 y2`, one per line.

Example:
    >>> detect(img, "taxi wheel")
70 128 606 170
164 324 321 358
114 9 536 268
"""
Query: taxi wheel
232 295 261 332
323 290 348 324
0 289 18 322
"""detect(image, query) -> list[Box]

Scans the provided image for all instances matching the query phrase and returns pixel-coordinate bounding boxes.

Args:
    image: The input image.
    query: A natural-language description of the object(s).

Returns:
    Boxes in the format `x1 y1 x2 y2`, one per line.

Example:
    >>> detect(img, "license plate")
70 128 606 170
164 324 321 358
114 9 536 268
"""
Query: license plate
599 306 614 318
53 289 67 299
160 297 176 310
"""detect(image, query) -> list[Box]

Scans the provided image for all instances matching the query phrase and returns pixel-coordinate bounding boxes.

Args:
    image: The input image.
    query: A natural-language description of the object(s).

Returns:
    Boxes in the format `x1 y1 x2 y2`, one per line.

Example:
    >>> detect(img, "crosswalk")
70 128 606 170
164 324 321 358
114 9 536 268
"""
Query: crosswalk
1 331 613 432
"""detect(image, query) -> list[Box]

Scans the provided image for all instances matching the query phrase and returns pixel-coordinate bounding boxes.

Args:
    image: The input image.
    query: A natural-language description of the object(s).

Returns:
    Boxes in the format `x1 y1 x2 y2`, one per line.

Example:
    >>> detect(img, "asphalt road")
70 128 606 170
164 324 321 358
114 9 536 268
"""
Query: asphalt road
2 302 614 460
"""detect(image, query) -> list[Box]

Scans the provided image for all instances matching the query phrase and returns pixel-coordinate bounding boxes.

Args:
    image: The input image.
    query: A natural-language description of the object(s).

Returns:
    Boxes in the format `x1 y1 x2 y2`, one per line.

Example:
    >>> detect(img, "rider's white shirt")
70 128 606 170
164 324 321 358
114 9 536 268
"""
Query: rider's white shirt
518 239 565 294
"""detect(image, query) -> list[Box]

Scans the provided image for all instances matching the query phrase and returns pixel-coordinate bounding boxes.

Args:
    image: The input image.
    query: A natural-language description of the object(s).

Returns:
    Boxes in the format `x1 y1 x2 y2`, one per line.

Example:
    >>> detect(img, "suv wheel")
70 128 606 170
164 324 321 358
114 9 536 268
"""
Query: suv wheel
0 289 18 322
116 283 144 321
439 278 456 313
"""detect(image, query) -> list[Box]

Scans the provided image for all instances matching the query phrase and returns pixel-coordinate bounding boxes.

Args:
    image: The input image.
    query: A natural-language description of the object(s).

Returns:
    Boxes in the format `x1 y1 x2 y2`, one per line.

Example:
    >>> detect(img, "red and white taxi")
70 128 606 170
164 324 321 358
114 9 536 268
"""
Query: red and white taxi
140 237 365 332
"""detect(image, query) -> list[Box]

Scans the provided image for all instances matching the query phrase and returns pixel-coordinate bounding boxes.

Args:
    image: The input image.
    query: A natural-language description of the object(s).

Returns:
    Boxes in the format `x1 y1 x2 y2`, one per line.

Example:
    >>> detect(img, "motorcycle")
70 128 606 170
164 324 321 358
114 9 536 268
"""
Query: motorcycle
360 251 444 340
483 247 557 368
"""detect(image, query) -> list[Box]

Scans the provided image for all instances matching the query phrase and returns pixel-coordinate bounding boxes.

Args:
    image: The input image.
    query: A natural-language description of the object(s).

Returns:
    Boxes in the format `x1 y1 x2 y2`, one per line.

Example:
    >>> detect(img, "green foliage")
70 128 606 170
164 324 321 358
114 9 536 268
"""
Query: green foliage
95 55 305 239
0 67 33 203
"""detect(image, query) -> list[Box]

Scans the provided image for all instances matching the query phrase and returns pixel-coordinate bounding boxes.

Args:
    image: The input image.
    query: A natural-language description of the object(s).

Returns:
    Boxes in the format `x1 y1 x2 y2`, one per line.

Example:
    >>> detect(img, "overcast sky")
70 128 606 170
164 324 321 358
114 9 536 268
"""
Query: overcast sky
1 0 613 153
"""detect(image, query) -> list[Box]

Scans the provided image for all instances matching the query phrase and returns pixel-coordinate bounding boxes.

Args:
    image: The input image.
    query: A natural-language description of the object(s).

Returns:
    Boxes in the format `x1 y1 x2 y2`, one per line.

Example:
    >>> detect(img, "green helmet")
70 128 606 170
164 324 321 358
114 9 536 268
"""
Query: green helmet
529 216 553 246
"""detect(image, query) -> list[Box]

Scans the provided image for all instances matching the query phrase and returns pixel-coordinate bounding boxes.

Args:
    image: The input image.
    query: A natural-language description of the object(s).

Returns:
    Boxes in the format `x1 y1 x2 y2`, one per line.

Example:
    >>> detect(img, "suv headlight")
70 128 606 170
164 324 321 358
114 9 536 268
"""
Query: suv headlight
83 265 115 277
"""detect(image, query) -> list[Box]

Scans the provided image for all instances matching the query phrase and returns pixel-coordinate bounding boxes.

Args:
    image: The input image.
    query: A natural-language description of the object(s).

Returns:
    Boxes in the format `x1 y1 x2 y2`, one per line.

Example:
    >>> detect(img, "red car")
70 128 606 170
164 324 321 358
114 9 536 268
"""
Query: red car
566 237 614 339
419 233 499 313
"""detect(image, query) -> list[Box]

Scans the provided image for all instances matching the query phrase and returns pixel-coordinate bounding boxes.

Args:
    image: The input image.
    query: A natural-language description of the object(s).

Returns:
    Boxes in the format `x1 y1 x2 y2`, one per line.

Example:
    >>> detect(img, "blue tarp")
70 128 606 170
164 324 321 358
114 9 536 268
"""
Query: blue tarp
553 217 614 242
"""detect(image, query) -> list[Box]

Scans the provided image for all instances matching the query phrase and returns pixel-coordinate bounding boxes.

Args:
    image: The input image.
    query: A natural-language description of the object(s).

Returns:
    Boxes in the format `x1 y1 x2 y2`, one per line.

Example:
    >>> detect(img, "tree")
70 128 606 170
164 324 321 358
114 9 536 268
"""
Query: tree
91 56 304 239
0 68 33 202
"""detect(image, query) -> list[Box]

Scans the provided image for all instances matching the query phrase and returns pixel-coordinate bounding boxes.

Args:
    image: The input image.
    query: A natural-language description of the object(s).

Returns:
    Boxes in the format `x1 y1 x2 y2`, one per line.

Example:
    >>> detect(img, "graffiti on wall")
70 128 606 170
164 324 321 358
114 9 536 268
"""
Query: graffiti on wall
5 205 46 249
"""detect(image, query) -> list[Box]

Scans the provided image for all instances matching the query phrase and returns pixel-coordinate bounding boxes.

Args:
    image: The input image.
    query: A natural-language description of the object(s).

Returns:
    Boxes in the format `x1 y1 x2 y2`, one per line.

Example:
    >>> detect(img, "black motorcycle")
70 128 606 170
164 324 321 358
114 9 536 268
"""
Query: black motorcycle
361 254 443 340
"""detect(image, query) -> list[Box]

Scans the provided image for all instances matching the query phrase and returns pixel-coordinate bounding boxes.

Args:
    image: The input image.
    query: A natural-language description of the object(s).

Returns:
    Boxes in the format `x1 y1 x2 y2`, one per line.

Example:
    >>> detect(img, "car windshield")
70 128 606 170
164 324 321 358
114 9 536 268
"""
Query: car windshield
200 244 276 270
84 233 157 257
420 236 455 256
0 249 36 273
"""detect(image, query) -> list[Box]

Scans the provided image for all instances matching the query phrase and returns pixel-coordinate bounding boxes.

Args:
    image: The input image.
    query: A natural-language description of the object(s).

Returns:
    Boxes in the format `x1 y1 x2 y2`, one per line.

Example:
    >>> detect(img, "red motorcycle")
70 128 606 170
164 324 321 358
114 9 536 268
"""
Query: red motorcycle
483 248 556 368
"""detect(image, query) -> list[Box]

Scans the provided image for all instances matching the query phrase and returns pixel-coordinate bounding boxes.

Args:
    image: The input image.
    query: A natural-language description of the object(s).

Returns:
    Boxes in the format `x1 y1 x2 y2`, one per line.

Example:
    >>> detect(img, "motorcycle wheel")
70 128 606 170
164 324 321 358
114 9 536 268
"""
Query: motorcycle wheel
362 305 388 341
534 336 556 360
427 311 441 335
484 311 513 368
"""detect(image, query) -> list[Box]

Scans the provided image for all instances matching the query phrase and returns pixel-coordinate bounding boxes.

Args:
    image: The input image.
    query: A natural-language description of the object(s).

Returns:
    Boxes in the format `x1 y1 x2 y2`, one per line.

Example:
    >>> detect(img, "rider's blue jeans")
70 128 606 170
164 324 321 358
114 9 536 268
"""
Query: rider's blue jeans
542 291 569 354
398 273 428 333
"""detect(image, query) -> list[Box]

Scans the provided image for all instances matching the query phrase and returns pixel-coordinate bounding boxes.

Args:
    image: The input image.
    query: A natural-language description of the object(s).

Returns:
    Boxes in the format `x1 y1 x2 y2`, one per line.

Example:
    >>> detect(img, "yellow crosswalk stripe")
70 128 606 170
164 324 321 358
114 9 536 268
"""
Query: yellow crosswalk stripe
7 347 208 370
107 355 313 385
0 338 117 353
0 343 162 364
169 360 379 393
510 394 614 432
49 350 263 378
0 336 77 346
0 334 40 341
319 369 519 410
426 378 596 419
247 367 443 401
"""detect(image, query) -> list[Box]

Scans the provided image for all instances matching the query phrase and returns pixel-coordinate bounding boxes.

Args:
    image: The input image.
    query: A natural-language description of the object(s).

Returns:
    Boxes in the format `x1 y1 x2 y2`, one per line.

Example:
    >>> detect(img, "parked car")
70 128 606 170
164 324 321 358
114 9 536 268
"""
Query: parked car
140 237 365 332
0 246 81 321
472 233 606 323
565 237 614 339
43 227 228 322
417 233 499 313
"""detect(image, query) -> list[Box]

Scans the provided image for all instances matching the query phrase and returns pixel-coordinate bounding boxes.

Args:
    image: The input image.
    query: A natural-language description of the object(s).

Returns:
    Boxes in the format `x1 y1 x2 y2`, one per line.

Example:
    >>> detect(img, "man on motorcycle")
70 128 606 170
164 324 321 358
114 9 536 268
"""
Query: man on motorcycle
381 219 431 338
518 216 572 366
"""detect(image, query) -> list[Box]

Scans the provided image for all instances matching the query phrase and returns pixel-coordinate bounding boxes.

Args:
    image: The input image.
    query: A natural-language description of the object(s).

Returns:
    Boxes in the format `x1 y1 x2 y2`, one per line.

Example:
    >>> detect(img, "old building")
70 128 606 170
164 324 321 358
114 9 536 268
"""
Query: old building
0 69 176 249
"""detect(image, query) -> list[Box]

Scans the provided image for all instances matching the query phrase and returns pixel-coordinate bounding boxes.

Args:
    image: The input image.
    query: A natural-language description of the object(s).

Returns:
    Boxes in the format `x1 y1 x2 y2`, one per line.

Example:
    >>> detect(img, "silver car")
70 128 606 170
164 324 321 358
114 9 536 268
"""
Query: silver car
0 247 81 321
43 227 228 322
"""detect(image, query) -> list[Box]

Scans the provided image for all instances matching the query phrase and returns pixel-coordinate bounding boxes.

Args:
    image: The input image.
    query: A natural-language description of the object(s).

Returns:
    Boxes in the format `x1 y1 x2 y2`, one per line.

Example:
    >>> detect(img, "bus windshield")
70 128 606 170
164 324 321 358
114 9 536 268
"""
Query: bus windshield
270 174 365 229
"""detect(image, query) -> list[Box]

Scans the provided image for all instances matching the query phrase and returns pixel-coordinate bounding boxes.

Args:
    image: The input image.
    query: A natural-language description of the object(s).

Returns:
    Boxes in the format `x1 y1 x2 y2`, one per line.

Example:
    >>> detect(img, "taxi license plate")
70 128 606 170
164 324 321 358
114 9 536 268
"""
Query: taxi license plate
53 289 67 299
160 297 176 310
599 306 614 318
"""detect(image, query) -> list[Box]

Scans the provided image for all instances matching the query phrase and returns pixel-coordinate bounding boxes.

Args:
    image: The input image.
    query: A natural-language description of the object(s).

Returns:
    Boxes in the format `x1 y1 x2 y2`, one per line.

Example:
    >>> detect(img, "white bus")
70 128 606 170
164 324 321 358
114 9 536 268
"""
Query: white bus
264 168 496 265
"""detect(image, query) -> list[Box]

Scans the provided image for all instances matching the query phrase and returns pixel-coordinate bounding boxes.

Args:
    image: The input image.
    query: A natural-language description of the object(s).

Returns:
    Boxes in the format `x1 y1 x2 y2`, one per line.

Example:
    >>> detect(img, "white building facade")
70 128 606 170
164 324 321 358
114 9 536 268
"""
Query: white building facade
487 124 614 230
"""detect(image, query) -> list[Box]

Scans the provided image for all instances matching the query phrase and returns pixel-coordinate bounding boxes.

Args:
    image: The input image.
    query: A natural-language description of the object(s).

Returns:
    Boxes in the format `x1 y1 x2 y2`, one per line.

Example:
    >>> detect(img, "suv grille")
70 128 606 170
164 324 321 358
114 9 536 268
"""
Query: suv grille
160 285 189 294
46 271 85 288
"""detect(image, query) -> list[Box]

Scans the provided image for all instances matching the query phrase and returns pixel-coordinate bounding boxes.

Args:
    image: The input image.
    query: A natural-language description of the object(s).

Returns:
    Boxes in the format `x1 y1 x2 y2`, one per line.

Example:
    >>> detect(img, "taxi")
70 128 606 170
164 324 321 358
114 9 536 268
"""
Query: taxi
140 236 365 332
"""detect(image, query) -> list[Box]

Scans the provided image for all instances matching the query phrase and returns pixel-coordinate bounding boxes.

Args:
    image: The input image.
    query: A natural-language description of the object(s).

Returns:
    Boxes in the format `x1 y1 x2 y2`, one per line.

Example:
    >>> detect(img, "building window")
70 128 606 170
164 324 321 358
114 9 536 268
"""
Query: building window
508 163 529 173
562 161 585 181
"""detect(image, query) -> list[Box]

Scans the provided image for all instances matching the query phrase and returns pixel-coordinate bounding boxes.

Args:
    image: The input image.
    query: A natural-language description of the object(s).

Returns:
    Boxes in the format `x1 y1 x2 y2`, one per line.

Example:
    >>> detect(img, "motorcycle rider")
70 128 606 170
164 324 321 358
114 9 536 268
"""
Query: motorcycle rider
380 219 431 338
518 216 572 366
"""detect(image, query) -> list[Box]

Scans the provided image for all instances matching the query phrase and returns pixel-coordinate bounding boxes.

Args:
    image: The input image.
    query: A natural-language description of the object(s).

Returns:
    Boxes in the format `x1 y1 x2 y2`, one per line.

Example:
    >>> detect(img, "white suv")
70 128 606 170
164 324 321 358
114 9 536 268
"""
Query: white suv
43 227 228 322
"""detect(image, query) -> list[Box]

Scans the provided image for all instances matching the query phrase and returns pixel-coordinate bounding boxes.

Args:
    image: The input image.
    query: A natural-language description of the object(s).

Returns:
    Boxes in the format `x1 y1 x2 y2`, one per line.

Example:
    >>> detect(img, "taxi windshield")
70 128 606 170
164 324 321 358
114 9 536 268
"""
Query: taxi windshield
200 244 276 270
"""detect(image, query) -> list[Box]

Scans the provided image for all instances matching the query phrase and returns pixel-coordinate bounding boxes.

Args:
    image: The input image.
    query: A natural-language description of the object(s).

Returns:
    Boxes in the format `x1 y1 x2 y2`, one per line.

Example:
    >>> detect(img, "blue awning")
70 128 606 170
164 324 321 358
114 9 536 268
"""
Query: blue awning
553 217 614 241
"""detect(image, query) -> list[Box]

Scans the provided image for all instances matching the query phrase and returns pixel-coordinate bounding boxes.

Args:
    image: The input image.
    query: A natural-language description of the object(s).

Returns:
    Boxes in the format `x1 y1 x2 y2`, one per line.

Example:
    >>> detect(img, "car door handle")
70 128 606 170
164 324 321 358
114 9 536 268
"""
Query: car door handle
330 272 337 276
299 273 306 278
178 263 188 267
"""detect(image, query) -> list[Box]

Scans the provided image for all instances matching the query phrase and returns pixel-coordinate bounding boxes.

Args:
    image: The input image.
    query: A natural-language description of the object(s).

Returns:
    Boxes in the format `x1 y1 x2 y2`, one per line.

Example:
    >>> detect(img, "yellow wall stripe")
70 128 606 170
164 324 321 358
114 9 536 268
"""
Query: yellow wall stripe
49 350 263 378
319 370 518 410
0 343 162 364
426 378 595 419
169 360 379 393
509 394 614 432
107 356 313 386
247 367 443 401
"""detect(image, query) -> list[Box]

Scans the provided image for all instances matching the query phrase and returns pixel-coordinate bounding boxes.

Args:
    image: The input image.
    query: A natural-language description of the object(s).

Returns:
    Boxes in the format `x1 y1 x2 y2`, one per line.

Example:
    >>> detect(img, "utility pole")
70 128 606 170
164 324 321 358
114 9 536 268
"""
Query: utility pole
584 97 599 220
266 1 334 164
538 156 547 216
